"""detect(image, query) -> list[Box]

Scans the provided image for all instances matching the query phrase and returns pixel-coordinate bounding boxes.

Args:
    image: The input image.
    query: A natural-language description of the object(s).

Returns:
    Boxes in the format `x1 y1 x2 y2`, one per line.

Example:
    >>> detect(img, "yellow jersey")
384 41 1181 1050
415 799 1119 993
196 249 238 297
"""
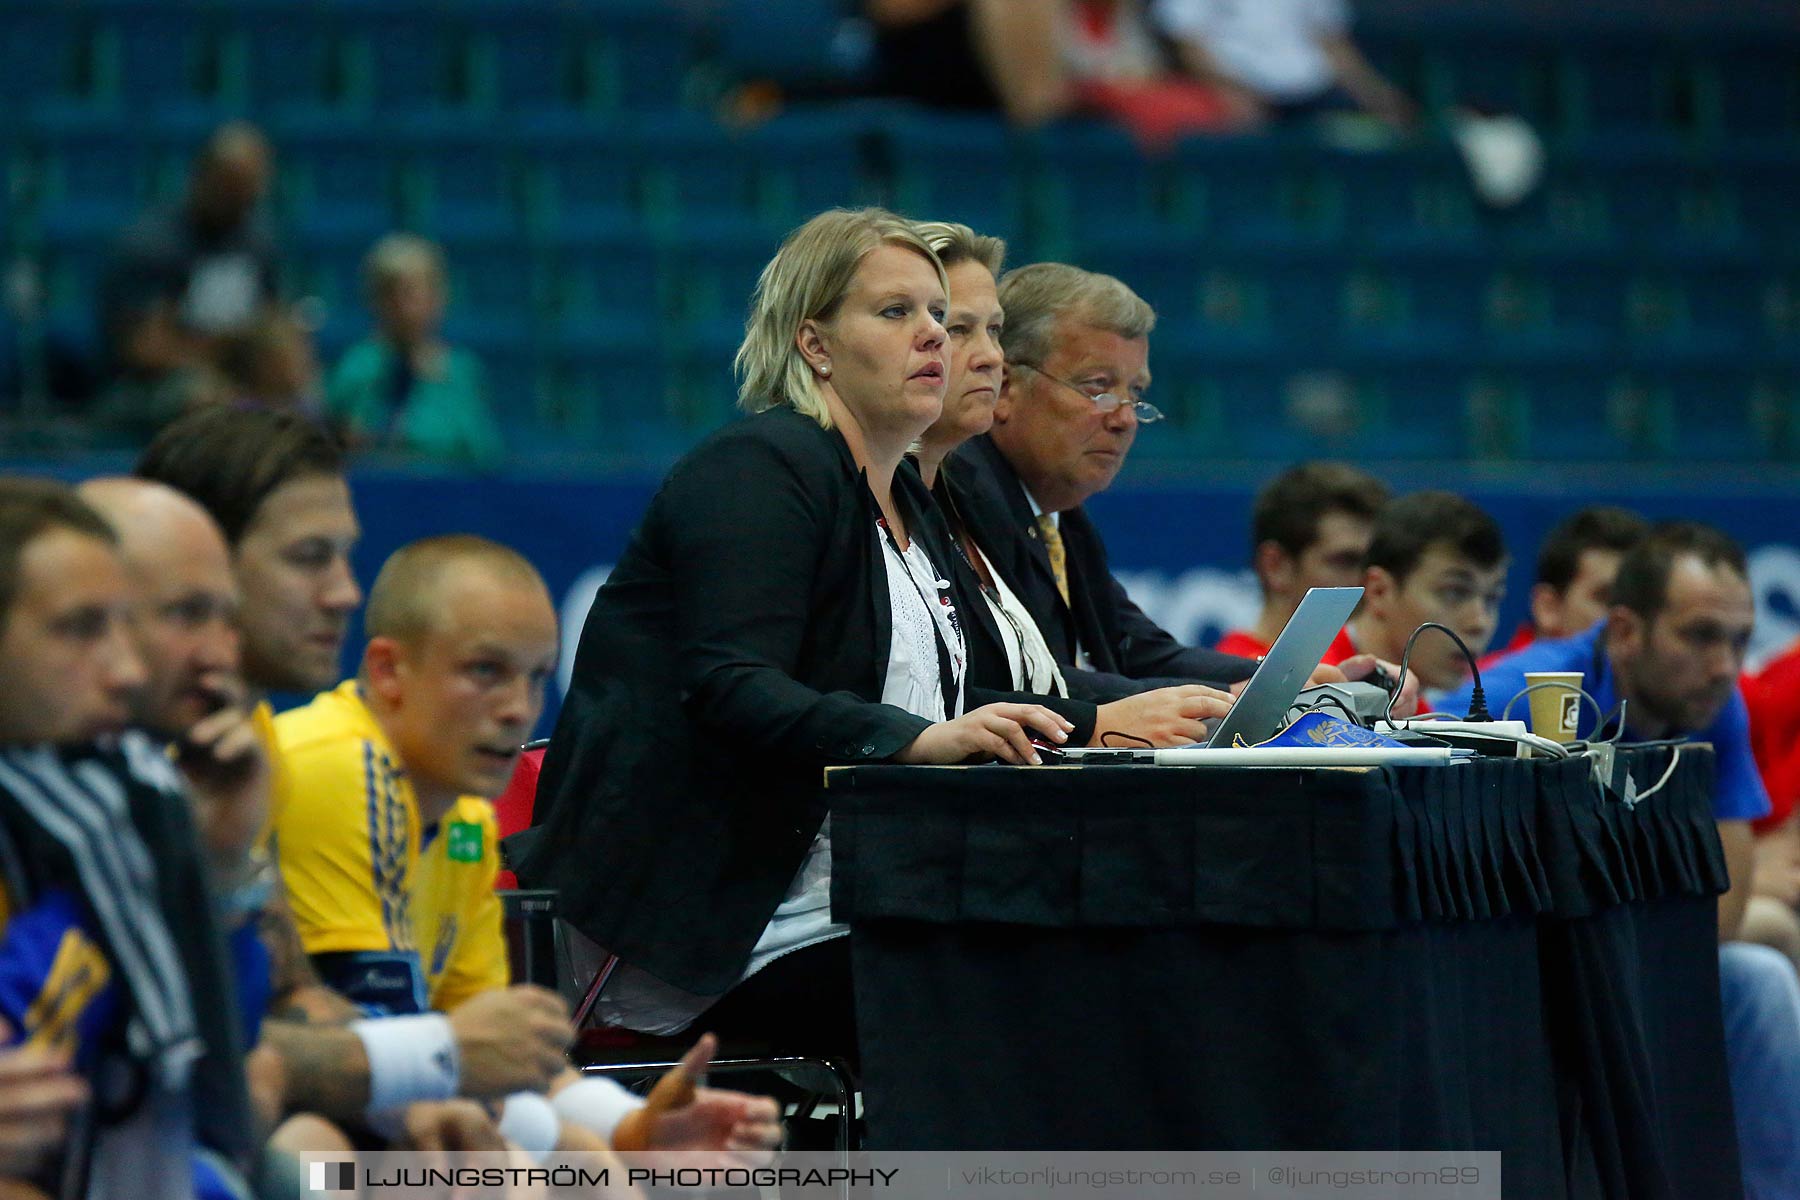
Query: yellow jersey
273 681 508 1014
250 700 294 847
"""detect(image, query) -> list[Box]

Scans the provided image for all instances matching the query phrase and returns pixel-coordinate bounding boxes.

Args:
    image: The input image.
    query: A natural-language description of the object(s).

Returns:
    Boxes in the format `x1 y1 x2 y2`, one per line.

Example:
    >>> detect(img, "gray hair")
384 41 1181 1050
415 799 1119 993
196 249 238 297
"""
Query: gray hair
915 221 1006 277
735 208 947 428
364 233 445 301
996 262 1155 367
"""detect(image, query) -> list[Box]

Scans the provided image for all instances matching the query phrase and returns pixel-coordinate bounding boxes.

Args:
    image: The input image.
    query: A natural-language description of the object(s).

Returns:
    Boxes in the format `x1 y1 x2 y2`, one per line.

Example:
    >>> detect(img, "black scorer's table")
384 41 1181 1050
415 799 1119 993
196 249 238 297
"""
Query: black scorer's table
826 747 1736 1200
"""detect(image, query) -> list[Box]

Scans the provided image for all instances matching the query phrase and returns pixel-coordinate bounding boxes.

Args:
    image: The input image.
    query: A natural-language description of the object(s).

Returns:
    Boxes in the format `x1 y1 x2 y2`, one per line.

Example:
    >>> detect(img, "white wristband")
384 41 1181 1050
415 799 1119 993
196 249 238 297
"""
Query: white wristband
499 1092 561 1162
550 1077 645 1145
351 1014 461 1114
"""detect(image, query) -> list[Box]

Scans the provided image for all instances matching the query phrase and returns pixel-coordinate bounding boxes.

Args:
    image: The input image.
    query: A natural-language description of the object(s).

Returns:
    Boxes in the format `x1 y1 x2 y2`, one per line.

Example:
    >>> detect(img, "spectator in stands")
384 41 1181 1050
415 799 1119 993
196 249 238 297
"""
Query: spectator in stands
1317 491 1506 692
325 235 504 467
278 535 782 1162
512 209 1072 1066
1152 0 1417 128
867 0 1235 141
913 220 1235 745
867 0 1069 124
950 262 1402 701
1482 505 1649 665
0 478 259 1200
95 123 281 440
1440 522 1800 1200
1216 462 1389 659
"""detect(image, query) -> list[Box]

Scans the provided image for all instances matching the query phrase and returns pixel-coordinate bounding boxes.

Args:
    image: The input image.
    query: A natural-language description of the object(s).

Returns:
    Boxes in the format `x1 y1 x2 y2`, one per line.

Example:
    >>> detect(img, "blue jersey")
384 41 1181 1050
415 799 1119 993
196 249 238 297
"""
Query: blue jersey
0 885 121 1068
1440 622 1770 822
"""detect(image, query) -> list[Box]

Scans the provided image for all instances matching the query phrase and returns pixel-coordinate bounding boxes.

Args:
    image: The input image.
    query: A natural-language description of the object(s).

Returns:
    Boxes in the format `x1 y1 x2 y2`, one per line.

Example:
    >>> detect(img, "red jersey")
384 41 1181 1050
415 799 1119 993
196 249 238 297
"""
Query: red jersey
1215 629 1271 659
1318 625 1436 715
1747 640 1800 835
1318 626 1358 668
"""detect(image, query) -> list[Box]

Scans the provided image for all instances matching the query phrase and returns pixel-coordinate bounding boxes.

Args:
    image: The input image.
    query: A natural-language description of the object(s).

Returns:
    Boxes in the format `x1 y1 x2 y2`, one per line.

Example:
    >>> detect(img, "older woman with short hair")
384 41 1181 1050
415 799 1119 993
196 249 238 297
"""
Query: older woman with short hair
913 221 1236 745
510 209 1070 1064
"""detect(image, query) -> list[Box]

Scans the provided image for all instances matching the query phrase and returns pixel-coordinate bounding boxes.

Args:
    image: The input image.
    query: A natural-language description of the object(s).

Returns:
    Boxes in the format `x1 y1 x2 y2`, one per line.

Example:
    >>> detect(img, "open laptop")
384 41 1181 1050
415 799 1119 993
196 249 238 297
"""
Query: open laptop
1201 585 1364 747
1061 585 1364 759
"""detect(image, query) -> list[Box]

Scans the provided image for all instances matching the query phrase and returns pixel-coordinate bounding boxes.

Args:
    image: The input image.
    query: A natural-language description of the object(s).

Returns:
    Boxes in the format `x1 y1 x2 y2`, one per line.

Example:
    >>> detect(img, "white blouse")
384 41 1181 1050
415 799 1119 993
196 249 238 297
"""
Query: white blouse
737 523 967 994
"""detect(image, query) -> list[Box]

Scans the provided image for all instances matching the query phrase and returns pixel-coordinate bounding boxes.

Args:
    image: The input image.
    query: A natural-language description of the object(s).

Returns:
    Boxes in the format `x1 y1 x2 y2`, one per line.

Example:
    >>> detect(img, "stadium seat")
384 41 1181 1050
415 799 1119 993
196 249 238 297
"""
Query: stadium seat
102 4 219 118
1169 135 1338 248
1562 42 1696 140
440 237 543 352
405 134 525 241
346 10 470 118
279 124 403 243
1326 145 1478 253
1432 36 1562 131
33 120 161 242
665 225 780 336
521 125 641 240
544 235 663 330
1032 121 1164 255
470 8 590 116
221 2 340 117
1519 366 1667 460
882 109 1029 250
1699 46 1800 142
581 2 692 115
0 6 79 114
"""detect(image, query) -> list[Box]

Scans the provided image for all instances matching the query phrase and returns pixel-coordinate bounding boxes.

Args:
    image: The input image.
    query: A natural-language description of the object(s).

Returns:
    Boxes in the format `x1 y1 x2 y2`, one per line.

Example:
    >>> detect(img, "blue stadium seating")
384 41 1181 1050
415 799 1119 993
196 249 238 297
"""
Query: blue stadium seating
2 0 1796 460
881 109 1028 249
404 133 525 241
278 123 403 243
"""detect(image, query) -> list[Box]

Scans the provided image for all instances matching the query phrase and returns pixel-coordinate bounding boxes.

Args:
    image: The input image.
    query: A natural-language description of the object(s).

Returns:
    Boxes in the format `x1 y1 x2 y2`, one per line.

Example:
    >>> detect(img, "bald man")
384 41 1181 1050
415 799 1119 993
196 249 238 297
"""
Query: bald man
79 479 265 858
276 535 782 1162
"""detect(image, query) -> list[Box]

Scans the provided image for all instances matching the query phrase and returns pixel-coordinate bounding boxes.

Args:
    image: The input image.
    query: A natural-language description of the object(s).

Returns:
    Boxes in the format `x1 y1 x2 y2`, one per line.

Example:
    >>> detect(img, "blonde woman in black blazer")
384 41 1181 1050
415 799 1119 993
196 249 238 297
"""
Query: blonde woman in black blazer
509 209 1070 1066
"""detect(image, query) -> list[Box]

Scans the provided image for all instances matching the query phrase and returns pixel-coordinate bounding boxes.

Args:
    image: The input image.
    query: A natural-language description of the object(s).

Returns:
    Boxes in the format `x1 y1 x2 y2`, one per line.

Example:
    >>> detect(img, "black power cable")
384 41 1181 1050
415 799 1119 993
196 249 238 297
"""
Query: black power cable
1382 621 1491 726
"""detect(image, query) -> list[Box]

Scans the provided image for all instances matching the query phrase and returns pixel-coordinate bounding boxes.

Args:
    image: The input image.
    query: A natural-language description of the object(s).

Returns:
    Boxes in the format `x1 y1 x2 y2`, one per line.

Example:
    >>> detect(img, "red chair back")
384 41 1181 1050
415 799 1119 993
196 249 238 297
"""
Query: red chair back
492 741 548 889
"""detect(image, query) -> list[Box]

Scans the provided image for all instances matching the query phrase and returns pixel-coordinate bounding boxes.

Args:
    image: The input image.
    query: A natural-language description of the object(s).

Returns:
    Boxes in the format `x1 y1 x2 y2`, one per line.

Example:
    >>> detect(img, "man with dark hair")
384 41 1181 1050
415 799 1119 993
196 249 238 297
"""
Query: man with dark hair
1484 505 1650 664
1320 490 1508 692
0 479 143 744
0 476 258 1200
1442 521 1800 1199
1217 462 1389 658
137 406 360 774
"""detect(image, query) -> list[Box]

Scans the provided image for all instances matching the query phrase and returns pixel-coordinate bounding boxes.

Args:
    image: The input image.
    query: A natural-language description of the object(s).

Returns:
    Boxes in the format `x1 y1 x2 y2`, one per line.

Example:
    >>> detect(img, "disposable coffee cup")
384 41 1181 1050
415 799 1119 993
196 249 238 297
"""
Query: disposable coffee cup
1524 672 1585 743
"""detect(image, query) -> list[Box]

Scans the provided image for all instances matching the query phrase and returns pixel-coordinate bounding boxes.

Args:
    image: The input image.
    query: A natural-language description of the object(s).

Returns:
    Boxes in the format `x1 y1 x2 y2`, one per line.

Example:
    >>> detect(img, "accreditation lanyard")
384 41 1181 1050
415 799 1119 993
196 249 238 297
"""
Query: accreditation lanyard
878 518 966 720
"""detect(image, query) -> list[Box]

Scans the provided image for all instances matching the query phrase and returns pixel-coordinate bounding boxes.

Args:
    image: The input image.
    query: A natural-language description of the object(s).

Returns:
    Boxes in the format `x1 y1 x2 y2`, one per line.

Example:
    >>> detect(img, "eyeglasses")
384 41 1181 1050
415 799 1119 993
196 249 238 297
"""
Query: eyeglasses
1010 362 1164 424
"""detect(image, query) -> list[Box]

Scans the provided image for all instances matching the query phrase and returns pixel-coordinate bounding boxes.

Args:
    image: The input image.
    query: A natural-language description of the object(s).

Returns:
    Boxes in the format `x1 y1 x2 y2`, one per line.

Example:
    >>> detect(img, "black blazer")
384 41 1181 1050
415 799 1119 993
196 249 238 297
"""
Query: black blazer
946 435 1258 700
508 409 1052 995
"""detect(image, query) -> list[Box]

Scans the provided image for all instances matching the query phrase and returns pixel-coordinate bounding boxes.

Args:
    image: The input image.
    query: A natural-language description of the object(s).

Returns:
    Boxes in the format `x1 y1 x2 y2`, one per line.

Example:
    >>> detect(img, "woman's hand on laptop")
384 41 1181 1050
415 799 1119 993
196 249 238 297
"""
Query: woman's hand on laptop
1094 685 1234 748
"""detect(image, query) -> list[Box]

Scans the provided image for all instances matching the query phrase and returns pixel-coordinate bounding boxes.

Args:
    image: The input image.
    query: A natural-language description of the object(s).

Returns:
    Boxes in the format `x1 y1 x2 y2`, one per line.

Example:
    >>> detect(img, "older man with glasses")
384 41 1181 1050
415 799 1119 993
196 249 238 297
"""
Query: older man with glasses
947 263 1264 697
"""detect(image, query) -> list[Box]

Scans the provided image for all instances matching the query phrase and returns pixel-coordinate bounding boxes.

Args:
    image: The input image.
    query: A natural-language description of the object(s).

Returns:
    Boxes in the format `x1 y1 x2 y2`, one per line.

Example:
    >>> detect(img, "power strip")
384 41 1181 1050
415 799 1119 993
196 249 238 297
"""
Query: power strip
1376 719 1551 758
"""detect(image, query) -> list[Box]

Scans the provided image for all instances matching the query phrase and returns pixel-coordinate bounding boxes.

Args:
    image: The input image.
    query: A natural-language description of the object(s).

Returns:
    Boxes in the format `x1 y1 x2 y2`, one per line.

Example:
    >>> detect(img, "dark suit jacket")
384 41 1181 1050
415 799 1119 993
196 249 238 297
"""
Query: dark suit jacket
946 435 1258 700
508 409 1075 996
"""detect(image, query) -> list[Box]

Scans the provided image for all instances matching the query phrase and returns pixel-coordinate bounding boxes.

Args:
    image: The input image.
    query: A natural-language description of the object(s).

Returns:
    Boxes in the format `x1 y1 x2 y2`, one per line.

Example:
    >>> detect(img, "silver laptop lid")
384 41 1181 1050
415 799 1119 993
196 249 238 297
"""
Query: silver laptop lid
1205 586 1365 748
